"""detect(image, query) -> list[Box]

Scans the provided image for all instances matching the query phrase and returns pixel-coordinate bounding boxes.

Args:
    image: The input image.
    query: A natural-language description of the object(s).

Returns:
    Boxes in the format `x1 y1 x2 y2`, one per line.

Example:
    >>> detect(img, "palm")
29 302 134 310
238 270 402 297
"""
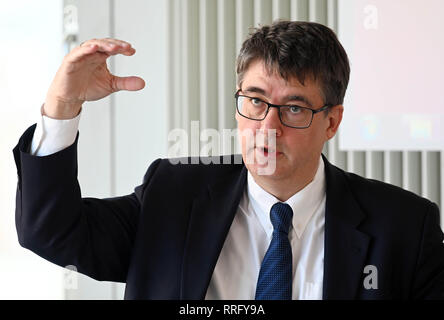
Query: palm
45 39 145 119
75 58 115 102
53 54 116 103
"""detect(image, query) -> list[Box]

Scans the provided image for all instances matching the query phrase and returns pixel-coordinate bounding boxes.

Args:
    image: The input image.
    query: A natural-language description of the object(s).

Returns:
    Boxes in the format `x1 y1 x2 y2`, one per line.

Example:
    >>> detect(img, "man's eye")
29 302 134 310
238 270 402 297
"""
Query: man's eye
251 98 263 106
289 106 302 113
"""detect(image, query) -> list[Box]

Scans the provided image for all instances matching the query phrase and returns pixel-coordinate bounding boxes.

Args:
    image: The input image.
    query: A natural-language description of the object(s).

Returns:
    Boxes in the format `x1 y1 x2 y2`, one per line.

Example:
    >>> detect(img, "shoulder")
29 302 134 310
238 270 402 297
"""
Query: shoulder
342 169 434 210
332 164 439 227
137 154 245 196
154 154 244 178
327 163 441 255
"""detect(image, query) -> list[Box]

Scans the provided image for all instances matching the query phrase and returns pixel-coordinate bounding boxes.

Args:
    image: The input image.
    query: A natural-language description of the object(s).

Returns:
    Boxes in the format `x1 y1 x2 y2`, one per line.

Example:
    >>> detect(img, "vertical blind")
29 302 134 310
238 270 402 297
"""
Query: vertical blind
166 0 442 219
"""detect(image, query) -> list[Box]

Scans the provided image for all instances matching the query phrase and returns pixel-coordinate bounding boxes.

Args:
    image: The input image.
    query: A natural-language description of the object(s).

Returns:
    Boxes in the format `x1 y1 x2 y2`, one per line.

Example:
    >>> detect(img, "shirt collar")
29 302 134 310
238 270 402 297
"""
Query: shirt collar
247 156 326 239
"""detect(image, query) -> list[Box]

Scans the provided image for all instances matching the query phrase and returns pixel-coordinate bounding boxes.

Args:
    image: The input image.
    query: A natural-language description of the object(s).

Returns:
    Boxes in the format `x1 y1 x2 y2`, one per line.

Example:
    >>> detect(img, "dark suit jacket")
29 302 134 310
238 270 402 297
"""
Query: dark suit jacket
13 124 444 299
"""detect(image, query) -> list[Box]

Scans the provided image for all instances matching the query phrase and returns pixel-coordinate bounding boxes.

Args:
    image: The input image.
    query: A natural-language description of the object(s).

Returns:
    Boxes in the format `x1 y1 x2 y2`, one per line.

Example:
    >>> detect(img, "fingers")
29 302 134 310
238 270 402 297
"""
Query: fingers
66 38 136 63
66 44 100 63
111 76 146 92
103 38 132 48
85 38 135 56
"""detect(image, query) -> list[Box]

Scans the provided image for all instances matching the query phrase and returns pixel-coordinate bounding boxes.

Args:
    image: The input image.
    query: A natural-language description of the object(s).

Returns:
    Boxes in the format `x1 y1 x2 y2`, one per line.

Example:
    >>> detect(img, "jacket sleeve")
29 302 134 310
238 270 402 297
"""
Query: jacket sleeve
412 201 444 299
13 124 161 283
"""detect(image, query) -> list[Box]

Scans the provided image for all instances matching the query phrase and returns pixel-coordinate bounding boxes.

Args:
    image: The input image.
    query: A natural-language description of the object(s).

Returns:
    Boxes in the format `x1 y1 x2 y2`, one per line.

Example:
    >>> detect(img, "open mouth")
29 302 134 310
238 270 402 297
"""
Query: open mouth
258 146 281 157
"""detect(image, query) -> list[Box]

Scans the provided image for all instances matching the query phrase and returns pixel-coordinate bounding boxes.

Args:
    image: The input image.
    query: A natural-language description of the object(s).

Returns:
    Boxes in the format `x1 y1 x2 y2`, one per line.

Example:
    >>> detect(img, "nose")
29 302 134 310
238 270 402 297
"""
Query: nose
260 106 283 136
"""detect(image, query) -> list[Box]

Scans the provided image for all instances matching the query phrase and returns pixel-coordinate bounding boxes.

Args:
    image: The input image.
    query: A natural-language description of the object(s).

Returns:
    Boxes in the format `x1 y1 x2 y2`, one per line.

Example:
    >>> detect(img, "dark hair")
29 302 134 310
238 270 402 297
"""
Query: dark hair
236 21 350 106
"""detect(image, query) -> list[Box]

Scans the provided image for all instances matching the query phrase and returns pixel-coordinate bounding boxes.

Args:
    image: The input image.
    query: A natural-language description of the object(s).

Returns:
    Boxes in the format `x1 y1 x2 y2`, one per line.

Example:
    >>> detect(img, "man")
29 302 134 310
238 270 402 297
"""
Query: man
13 21 444 299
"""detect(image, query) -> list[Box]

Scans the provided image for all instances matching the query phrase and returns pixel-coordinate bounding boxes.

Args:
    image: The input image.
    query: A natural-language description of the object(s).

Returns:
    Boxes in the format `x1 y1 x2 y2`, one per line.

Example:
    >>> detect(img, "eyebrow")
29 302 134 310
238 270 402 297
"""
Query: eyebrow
243 86 313 107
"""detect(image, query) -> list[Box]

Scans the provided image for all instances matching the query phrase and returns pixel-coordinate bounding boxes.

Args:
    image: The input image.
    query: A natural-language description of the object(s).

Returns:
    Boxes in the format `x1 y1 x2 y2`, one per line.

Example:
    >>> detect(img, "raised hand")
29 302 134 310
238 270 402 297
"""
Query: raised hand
43 38 145 119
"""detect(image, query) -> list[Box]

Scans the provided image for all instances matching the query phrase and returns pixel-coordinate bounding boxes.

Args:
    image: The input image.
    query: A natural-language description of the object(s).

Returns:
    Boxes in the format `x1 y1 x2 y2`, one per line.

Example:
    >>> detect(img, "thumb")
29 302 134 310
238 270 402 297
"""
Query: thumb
112 76 146 92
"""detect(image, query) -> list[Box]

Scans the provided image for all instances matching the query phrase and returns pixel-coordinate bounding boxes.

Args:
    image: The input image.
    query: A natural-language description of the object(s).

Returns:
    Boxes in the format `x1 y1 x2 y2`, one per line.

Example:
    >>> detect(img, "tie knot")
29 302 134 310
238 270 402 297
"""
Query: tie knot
270 202 293 235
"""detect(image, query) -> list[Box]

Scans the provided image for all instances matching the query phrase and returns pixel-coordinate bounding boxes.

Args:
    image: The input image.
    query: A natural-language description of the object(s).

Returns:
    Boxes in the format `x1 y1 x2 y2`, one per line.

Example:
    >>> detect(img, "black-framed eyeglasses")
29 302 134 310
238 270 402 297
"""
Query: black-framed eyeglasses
235 89 333 129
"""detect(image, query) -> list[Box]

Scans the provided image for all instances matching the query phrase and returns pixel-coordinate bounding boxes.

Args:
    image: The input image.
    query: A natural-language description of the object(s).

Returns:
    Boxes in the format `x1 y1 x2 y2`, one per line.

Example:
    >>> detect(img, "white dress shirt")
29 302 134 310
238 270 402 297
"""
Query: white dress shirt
31 109 81 156
31 111 326 300
205 158 326 300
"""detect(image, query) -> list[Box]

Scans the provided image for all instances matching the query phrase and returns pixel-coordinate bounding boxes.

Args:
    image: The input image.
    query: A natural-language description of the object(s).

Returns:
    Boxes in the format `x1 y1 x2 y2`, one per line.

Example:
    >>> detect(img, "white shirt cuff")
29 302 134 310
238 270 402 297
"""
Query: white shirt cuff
30 108 81 156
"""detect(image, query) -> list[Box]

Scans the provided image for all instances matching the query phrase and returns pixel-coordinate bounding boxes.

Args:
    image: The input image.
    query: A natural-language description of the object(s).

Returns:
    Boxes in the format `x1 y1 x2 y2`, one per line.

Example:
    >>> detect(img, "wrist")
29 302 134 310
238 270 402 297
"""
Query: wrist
43 98 82 120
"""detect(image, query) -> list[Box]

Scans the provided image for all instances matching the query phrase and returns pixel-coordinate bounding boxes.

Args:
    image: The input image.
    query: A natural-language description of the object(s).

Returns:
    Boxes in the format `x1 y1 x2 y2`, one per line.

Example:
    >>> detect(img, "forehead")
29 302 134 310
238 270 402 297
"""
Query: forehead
240 60 322 101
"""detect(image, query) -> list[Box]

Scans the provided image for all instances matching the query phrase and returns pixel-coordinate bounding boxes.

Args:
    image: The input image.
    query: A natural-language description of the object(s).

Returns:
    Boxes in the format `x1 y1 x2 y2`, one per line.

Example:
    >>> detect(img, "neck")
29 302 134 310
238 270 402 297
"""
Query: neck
251 157 321 202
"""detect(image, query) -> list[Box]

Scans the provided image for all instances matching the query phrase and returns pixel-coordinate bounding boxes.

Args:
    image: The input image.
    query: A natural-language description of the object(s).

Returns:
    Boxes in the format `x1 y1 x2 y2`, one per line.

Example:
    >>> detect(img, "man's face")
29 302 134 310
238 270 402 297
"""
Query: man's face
236 59 343 183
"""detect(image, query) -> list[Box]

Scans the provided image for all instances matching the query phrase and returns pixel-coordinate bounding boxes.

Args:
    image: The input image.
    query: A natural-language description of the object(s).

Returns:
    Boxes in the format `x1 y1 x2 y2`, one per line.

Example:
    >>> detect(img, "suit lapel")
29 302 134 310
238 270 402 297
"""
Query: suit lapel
322 155 371 299
180 163 248 299
179 155 371 299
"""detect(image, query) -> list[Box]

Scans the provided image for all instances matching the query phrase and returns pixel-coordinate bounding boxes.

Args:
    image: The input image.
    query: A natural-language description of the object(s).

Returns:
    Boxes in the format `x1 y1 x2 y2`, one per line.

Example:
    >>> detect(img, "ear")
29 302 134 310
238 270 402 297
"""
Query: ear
235 85 241 122
326 105 343 140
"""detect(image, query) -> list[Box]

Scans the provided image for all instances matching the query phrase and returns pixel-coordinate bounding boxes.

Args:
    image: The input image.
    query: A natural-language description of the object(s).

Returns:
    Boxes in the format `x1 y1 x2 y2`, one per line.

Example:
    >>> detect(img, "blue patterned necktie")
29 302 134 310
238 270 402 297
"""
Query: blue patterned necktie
255 202 293 300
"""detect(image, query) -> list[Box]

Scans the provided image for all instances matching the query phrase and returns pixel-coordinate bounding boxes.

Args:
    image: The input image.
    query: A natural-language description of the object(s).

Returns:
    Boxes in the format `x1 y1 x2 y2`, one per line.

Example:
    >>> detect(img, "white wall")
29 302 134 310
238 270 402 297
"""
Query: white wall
113 0 168 196
0 0 65 299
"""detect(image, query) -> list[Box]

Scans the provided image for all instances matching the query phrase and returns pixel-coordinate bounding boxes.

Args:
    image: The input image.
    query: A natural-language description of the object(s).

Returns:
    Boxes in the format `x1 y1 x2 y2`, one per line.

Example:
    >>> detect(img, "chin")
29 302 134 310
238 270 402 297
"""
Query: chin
246 159 290 180
243 147 291 176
